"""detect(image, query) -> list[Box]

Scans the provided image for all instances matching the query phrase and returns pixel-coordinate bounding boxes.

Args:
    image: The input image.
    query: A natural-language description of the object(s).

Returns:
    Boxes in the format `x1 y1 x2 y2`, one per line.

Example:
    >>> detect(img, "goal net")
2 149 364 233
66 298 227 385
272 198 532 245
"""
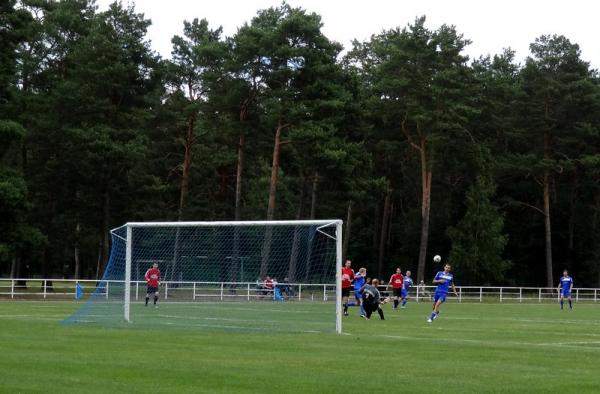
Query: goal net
64 220 343 333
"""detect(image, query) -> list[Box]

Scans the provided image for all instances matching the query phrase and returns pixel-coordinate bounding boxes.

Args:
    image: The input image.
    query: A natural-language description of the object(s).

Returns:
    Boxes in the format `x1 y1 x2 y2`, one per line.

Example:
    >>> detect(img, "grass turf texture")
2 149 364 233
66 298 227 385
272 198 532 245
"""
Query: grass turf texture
0 301 599 393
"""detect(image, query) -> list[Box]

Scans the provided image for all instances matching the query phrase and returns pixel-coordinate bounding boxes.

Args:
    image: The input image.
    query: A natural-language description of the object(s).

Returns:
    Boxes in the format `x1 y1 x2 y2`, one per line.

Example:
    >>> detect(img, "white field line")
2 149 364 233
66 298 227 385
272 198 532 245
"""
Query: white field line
544 340 600 346
144 305 333 315
157 314 272 324
150 319 329 333
357 333 600 351
438 325 600 339
0 314 64 321
443 315 600 326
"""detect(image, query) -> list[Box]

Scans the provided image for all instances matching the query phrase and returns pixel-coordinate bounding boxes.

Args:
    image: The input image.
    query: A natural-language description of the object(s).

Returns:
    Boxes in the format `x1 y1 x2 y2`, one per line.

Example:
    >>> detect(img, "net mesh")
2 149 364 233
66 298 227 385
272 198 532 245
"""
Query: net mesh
63 221 339 333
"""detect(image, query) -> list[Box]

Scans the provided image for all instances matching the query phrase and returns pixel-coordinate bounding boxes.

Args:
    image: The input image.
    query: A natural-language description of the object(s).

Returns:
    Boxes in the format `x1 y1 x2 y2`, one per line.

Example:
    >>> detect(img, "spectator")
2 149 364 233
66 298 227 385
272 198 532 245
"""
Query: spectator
263 275 274 297
418 280 431 301
281 277 294 298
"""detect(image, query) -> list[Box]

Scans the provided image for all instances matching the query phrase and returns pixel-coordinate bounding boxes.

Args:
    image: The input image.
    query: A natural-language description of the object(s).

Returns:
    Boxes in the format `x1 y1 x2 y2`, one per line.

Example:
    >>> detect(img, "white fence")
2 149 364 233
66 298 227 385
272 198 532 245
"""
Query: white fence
0 278 598 303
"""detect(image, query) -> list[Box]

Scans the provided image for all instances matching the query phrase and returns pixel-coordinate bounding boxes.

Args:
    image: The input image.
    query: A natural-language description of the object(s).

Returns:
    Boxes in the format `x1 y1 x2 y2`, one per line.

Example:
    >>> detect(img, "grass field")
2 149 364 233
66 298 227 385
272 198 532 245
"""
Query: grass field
1 301 599 393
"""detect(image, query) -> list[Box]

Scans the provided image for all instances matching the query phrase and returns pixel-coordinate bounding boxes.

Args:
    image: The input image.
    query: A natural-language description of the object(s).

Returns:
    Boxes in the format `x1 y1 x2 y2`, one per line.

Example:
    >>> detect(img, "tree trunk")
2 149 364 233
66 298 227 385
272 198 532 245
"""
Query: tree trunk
234 133 245 221
10 255 18 278
231 133 245 283
287 175 307 281
11 255 26 288
567 175 577 253
232 108 248 282
97 190 111 279
178 116 195 221
41 250 53 291
543 169 553 288
372 203 380 253
417 138 432 283
387 201 394 247
261 121 286 277
235 103 249 221
378 190 392 278
74 221 81 279
542 105 553 287
266 121 285 220
310 171 318 219
342 201 353 262
95 241 102 280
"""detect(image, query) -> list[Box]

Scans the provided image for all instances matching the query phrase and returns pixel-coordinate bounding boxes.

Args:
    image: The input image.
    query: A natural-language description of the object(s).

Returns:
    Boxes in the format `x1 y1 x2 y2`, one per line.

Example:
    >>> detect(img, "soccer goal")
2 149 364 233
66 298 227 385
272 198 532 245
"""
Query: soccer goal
64 220 343 333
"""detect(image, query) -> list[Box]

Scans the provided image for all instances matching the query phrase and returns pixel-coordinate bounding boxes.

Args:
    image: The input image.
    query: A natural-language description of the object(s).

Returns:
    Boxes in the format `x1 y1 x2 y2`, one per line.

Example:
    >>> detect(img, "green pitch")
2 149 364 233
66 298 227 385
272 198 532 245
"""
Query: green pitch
0 301 598 393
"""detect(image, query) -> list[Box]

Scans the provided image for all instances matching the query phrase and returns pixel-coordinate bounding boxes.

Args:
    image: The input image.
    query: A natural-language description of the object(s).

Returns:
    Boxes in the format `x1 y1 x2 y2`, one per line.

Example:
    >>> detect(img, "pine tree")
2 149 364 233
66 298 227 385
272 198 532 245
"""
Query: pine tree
447 150 510 285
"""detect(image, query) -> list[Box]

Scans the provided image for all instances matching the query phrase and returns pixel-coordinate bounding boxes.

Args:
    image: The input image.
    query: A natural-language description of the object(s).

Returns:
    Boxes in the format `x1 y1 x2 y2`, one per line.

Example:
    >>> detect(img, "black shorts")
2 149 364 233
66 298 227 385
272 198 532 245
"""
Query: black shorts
363 300 379 313
342 288 351 297
393 288 402 297
147 286 158 294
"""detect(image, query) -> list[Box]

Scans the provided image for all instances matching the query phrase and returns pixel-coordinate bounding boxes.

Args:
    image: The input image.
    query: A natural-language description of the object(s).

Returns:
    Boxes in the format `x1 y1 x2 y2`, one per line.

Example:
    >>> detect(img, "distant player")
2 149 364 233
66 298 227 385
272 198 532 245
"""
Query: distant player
387 267 404 310
427 263 457 323
341 259 355 316
400 270 413 308
558 270 573 310
361 278 386 320
354 267 367 317
145 262 161 307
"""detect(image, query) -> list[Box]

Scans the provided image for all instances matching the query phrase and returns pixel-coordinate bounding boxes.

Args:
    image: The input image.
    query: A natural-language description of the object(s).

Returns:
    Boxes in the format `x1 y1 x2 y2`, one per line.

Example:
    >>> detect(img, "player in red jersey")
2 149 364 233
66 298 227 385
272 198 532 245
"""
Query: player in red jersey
387 267 404 310
263 275 274 298
341 259 354 316
145 262 161 307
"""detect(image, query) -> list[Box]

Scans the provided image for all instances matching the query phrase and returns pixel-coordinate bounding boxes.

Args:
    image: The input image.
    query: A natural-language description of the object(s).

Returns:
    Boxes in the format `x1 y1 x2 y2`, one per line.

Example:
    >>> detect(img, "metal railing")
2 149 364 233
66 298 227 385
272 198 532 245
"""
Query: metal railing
0 278 597 303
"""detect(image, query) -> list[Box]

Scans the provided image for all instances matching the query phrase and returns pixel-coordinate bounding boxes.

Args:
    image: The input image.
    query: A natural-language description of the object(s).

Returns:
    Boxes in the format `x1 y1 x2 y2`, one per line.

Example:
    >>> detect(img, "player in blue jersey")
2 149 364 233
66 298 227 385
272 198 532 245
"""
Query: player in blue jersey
427 263 457 323
400 270 413 308
558 269 573 310
354 267 367 317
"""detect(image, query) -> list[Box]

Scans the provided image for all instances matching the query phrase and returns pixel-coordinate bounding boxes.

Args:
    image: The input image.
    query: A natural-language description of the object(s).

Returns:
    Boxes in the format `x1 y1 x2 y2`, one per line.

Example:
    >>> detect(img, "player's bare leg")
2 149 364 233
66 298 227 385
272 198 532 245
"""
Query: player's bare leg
428 300 442 323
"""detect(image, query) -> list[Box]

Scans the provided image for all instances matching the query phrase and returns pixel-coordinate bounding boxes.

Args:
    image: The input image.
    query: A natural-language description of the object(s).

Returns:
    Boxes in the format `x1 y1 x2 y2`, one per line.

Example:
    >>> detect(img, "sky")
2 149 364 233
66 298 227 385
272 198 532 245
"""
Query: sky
96 0 600 69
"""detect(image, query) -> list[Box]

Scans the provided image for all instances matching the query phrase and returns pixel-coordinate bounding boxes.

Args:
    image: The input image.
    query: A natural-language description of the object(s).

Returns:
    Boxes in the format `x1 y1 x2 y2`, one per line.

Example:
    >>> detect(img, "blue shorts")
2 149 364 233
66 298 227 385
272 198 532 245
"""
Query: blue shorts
401 289 408 298
561 291 571 297
354 289 362 301
434 291 447 303
147 286 158 294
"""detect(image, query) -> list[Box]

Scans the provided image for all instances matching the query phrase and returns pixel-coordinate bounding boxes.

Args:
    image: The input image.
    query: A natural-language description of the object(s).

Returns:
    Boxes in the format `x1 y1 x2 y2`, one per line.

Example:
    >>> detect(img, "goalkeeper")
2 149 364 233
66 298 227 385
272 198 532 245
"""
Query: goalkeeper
360 278 386 320
144 262 161 307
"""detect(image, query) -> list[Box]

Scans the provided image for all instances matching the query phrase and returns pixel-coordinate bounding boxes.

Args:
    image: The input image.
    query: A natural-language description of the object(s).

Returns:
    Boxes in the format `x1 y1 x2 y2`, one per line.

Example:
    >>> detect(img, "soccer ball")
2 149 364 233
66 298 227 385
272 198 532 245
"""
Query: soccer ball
433 255 441 263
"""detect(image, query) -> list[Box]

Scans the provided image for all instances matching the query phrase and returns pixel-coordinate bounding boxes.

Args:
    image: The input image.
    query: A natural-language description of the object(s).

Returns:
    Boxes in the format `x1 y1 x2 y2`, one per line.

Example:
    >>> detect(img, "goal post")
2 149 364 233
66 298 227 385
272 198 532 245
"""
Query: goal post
65 220 344 334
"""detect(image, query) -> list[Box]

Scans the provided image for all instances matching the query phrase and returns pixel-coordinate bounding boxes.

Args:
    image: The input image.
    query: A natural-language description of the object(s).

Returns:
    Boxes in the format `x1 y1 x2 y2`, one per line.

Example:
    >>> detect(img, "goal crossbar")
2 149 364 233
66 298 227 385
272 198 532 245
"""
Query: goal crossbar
124 219 342 228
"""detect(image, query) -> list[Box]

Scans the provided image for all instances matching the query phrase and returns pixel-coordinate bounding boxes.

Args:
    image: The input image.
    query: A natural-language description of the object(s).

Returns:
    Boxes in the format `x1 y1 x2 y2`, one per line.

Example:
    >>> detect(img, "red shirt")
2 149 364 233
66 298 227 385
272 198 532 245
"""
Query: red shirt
264 279 274 289
389 273 404 289
341 267 354 289
145 268 160 287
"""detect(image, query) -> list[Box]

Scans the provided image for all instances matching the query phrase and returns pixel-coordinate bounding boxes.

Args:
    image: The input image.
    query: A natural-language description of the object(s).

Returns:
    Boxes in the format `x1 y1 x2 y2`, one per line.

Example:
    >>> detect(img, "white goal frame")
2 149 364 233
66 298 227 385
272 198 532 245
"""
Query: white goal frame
123 220 343 333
